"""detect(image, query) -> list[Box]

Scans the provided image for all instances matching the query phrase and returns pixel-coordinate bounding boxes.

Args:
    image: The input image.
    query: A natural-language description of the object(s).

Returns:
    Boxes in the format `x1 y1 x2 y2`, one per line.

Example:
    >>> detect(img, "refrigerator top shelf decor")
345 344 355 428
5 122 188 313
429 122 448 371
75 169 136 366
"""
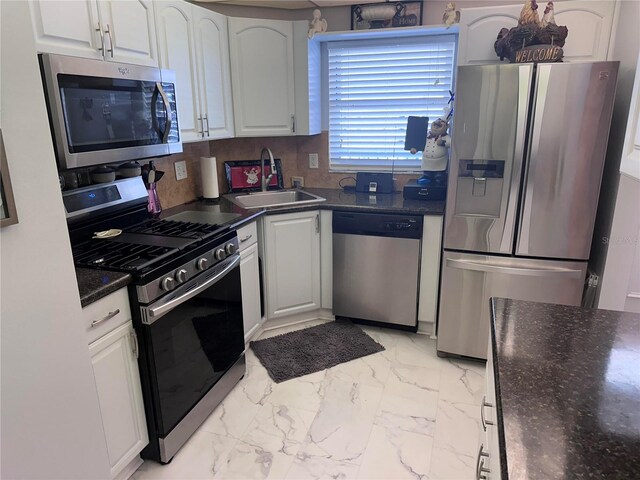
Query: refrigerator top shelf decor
494 0 569 63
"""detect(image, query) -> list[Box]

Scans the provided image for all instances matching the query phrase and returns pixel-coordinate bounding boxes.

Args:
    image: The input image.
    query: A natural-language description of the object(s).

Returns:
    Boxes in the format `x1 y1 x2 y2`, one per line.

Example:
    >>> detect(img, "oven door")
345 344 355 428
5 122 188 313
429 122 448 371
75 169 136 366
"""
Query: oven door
40 53 181 169
139 254 244 436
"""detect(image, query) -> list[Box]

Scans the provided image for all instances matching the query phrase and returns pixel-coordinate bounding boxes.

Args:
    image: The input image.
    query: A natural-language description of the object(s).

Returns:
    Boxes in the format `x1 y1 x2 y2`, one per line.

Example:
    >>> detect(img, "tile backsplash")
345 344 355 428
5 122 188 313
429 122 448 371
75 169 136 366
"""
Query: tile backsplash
156 132 423 209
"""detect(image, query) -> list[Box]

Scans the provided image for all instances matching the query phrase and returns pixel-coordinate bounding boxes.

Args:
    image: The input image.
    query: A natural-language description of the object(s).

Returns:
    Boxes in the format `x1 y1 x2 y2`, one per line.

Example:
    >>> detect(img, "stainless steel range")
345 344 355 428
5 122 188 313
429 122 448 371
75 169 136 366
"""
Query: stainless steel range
66 177 245 463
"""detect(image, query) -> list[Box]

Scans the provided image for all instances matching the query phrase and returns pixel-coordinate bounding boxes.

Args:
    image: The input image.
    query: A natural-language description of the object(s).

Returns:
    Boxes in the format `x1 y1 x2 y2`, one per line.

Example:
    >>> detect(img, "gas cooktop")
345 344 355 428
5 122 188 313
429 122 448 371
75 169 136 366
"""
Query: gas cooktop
72 218 229 274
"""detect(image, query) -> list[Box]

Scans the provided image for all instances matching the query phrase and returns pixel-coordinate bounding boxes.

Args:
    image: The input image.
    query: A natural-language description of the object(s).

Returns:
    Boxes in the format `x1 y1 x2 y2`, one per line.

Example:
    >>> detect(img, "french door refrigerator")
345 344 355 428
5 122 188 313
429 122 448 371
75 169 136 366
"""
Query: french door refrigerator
437 61 619 360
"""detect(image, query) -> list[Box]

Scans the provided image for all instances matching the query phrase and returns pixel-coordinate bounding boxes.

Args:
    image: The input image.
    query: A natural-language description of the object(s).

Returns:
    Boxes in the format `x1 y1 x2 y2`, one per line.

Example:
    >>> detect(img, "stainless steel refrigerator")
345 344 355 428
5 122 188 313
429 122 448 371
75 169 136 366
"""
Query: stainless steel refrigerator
437 61 619 360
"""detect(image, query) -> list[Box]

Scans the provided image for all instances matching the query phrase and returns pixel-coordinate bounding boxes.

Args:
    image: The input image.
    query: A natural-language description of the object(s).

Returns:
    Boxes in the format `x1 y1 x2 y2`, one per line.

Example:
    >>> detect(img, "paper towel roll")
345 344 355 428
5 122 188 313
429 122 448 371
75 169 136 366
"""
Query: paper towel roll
200 156 220 200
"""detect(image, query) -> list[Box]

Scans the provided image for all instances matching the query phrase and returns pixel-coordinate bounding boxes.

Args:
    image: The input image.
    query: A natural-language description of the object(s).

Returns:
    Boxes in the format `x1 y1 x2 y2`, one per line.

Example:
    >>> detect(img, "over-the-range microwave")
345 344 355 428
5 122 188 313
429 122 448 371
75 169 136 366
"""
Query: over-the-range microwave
40 53 182 170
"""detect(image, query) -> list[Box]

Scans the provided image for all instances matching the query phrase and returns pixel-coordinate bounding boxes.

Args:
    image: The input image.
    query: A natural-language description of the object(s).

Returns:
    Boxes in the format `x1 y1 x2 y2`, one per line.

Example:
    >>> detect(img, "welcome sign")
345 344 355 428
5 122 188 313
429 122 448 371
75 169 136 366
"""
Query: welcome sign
513 45 563 63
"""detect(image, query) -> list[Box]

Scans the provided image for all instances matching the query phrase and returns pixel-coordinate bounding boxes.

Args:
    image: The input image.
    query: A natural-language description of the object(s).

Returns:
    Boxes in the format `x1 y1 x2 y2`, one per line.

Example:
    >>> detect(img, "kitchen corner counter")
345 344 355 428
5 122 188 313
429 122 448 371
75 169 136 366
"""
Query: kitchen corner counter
163 188 445 231
76 268 132 308
490 298 640 480
284 188 446 216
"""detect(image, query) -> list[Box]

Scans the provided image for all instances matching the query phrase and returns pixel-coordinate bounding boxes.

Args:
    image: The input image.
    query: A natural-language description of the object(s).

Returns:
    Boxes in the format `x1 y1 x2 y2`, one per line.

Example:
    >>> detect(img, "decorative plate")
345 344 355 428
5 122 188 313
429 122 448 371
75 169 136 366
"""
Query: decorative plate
224 159 284 193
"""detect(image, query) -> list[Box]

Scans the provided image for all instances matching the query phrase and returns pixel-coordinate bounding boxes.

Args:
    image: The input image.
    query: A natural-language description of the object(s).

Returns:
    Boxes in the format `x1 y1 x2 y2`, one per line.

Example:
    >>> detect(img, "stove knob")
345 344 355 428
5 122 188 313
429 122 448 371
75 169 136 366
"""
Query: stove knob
196 257 209 271
225 243 237 255
161 276 175 291
175 269 188 284
215 248 227 261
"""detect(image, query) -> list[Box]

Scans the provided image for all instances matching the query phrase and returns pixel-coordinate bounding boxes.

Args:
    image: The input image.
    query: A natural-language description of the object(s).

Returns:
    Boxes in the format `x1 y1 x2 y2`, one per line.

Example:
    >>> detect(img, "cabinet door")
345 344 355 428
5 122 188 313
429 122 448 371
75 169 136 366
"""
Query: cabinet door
98 0 158 67
240 242 262 342
89 322 148 478
458 4 520 66
264 211 321 318
192 6 234 139
155 1 203 142
228 17 295 137
458 0 615 65
29 0 103 59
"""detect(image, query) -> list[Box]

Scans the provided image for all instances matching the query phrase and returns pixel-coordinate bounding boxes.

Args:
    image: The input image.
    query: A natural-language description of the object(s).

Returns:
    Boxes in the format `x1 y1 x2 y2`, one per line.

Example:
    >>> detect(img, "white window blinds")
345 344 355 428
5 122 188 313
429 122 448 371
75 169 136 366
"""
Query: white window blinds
327 35 457 172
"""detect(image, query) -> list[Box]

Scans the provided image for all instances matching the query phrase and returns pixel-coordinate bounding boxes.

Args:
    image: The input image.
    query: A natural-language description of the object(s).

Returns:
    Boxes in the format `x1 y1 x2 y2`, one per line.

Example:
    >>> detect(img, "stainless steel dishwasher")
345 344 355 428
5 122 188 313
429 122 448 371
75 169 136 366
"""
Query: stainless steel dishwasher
333 211 423 330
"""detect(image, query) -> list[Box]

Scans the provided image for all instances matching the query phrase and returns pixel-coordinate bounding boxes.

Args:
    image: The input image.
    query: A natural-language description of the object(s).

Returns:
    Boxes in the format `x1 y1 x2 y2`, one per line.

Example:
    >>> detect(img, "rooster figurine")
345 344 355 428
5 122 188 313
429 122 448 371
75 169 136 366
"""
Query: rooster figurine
442 2 460 28
537 2 568 46
518 0 541 26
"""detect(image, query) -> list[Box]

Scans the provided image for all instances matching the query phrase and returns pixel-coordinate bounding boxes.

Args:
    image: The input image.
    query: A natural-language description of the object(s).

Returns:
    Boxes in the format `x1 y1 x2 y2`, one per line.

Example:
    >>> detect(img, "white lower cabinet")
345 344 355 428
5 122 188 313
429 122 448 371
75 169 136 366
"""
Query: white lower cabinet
88 320 148 479
480 336 502 480
240 242 262 342
417 215 443 334
262 210 321 319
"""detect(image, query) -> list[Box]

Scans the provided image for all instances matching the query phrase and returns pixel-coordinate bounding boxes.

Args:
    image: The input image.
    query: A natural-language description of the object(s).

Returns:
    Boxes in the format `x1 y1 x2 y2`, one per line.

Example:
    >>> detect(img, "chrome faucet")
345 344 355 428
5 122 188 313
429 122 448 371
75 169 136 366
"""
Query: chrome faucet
260 147 277 192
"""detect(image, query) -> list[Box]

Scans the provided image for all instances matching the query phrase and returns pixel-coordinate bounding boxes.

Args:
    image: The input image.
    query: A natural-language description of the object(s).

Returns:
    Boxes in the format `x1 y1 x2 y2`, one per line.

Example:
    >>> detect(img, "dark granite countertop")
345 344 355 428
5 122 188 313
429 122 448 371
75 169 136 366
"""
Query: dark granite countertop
162 188 444 229
77 189 443 307
76 268 132 308
490 298 640 480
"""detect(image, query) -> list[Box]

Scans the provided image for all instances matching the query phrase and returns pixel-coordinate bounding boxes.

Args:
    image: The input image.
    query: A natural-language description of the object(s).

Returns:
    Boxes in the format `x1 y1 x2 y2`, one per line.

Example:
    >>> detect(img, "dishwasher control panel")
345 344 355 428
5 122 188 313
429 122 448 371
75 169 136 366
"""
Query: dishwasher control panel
333 211 423 239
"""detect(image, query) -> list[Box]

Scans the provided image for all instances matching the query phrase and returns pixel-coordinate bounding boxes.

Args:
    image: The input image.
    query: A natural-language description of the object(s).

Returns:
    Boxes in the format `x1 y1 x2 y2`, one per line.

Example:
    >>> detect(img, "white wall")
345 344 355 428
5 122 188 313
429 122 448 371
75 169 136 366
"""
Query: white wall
0 2 111 478
590 0 640 298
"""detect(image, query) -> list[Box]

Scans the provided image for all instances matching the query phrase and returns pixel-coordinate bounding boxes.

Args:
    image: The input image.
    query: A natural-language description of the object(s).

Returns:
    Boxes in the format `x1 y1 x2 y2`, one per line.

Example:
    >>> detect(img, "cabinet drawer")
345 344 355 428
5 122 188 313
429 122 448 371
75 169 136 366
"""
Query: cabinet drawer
83 288 132 345
237 221 257 251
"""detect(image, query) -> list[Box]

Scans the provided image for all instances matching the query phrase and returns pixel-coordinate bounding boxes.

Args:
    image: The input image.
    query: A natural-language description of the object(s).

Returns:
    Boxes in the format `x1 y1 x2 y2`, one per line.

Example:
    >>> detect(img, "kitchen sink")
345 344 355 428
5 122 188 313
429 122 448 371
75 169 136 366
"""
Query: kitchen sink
226 190 326 209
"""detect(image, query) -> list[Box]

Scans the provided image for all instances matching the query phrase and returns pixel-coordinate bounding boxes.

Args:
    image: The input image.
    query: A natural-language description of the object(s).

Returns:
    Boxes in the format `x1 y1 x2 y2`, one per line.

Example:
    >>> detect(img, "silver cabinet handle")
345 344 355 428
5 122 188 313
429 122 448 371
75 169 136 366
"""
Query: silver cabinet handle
446 258 583 278
291 115 296 133
481 395 495 431
240 234 253 243
130 331 139 359
96 23 106 59
147 255 240 321
91 309 120 327
105 24 114 58
203 114 210 137
475 445 490 480
315 214 320 233
197 116 204 137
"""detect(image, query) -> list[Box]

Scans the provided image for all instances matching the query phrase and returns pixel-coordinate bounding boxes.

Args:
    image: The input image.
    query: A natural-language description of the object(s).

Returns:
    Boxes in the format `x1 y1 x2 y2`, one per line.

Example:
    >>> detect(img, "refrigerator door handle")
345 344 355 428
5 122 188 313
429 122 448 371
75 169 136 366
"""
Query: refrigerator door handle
500 65 534 252
445 258 583 278
517 66 550 255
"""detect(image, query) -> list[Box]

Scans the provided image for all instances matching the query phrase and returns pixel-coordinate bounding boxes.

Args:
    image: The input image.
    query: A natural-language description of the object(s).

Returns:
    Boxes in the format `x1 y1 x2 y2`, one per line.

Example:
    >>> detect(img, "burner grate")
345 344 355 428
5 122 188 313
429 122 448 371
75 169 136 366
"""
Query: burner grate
73 240 179 272
128 219 220 239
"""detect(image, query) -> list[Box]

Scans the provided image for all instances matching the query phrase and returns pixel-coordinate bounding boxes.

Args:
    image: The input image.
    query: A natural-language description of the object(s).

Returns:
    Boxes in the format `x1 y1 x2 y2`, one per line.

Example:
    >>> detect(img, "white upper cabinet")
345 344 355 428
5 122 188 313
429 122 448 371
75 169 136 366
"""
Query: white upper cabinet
229 17 296 137
30 0 158 66
192 6 235 139
458 0 615 65
30 0 103 59
155 1 202 142
97 0 158 66
155 1 234 142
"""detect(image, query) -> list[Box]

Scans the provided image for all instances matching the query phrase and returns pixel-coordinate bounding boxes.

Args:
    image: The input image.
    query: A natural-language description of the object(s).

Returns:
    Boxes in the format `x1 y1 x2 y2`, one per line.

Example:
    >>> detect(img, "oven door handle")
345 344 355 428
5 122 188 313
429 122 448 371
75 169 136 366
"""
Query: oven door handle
147 255 240 322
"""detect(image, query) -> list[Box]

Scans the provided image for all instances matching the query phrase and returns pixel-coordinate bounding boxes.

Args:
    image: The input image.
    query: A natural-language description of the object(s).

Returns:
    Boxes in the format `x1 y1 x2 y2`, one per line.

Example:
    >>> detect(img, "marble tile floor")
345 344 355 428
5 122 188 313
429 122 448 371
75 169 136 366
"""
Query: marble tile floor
134 320 486 480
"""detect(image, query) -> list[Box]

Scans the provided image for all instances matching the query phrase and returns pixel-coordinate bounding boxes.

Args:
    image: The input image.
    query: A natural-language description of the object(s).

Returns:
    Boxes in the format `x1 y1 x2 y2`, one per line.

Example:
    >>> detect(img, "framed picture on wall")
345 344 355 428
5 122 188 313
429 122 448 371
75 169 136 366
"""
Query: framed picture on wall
0 129 19 227
351 1 423 30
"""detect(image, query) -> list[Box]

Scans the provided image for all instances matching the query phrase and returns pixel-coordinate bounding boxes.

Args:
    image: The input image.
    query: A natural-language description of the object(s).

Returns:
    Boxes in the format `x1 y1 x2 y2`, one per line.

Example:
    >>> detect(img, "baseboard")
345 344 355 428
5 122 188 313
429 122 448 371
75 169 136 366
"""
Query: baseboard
417 320 435 337
114 455 143 480
260 309 335 333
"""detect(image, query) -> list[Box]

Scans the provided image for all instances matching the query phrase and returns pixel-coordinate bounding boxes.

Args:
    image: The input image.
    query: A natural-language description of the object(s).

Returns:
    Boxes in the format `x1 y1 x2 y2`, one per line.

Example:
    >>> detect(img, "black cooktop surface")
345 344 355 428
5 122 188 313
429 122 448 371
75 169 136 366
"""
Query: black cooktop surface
72 218 229 274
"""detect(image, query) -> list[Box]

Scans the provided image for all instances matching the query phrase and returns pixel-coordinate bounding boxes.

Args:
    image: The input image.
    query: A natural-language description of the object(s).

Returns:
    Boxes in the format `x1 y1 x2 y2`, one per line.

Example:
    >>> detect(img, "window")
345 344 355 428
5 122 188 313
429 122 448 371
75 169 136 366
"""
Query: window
326 34 457 172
